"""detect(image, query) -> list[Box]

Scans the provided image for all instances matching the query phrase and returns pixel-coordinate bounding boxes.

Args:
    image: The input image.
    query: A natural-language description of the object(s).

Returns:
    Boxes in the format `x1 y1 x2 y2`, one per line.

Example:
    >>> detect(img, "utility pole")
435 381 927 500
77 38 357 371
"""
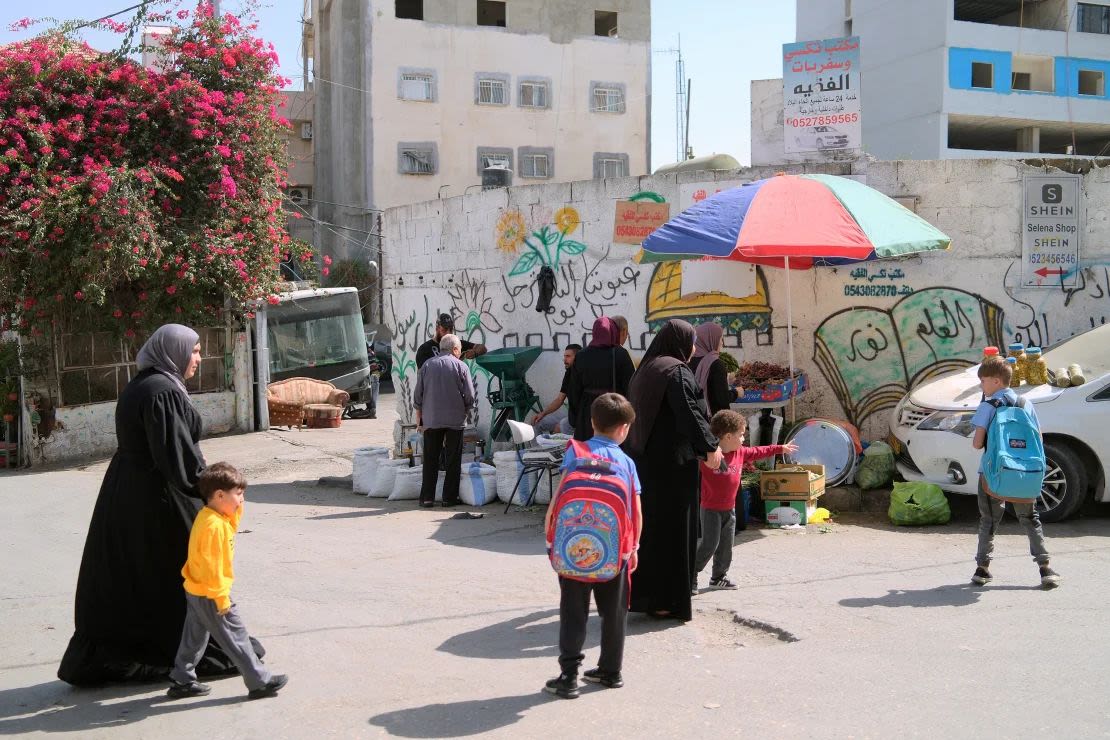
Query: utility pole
654 35 688 164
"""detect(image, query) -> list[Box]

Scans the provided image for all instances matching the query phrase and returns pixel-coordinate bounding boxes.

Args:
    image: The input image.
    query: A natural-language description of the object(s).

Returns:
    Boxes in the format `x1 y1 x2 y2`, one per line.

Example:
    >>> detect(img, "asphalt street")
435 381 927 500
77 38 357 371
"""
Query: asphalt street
1 395 1109 739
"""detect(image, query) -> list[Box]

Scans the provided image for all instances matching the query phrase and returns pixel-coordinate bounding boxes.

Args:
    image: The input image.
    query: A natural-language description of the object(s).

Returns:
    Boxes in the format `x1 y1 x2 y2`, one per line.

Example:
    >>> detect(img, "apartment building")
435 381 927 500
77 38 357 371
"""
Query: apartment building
309 0 651 259
792 0 1110 160
278 90 316 247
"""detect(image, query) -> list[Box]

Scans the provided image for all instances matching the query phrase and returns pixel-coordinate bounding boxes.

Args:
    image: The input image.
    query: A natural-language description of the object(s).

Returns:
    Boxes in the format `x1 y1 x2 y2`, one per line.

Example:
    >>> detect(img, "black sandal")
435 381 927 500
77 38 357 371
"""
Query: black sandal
418 501 434 509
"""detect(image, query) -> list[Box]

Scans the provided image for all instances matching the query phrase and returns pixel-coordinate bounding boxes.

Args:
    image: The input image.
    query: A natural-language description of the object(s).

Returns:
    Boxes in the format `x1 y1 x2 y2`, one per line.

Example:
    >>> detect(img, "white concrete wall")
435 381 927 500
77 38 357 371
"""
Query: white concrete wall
43 392 237 464
369 14 650 209
384 158 1110 443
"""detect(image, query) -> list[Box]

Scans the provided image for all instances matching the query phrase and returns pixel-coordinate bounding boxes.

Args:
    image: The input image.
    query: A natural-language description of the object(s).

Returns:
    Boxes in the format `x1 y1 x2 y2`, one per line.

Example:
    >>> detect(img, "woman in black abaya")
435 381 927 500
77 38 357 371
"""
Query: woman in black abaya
626 320 721 621
58 324 263 685
567 316 635 441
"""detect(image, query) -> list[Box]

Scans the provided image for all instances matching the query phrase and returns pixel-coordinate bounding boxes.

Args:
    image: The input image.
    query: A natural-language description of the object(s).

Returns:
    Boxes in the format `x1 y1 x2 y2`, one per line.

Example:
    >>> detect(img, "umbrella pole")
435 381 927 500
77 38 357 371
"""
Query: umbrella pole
785 256 796 424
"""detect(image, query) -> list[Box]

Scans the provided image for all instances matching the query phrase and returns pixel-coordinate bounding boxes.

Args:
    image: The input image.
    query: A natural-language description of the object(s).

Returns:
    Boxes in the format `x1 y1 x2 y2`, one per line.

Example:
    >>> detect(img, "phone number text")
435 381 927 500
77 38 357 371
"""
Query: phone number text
786 113 859 127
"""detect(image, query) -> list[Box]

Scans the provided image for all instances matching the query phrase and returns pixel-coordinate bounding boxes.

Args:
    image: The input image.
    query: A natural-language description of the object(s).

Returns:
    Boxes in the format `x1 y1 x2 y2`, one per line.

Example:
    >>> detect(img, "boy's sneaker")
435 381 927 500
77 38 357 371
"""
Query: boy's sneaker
248 674 289 700
1039 565 1060 589
708 576 738 590
971 566 992 585
166 680 211 699
582 668 623 689
543 673 579 700
690 578 698 596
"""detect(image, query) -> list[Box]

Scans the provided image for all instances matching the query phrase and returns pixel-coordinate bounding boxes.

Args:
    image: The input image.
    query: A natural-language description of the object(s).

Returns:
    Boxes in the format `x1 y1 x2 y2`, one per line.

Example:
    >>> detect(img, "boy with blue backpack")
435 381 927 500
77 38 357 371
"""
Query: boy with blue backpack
543 393 642 699
970 357 1059 588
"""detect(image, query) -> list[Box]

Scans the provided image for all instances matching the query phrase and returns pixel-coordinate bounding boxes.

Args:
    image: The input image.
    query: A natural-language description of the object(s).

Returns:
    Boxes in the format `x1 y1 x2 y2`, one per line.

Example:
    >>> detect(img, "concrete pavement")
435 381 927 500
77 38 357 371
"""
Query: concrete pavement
2 393 1109 738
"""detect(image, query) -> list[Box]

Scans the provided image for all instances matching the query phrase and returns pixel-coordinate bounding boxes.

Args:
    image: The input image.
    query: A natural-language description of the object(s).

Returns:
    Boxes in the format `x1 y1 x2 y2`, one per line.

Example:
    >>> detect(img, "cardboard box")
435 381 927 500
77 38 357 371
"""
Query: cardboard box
759 464 825 501
765 498 819 527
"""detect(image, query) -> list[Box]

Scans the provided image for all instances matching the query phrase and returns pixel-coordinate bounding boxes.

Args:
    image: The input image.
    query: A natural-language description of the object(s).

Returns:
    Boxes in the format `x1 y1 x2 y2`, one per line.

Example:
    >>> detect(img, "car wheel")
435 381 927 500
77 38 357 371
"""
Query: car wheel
1036 441 1088 523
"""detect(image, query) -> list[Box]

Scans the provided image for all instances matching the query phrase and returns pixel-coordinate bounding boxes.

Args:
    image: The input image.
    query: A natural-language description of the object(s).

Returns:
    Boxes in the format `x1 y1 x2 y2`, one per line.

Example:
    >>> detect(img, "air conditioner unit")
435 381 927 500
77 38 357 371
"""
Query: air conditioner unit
300 122 313 140
288 188 308 204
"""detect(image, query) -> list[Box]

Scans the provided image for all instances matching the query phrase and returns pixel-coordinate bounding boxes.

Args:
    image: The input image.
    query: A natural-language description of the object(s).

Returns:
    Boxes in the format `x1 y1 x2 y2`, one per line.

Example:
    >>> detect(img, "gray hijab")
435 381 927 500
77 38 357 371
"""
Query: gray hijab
136 324 199 395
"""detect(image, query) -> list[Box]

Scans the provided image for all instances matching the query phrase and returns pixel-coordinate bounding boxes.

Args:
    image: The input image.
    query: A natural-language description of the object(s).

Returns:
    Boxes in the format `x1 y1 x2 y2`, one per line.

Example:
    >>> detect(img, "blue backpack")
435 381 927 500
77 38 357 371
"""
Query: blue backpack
982 396 1045 502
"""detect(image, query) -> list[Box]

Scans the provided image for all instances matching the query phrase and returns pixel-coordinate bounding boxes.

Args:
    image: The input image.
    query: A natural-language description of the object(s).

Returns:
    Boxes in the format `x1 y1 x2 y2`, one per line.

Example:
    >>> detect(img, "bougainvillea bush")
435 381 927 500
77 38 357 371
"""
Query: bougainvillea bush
0 2 313 340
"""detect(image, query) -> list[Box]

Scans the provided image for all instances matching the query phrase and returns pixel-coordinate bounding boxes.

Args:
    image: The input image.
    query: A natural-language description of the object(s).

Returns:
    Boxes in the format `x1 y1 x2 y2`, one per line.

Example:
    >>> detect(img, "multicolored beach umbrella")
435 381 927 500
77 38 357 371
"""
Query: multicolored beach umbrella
641 173 951 267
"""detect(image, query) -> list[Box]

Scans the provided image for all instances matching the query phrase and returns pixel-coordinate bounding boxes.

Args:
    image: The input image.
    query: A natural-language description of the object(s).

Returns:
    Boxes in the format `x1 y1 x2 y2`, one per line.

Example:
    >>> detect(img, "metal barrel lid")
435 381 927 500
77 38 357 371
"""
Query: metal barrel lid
783 419 857 486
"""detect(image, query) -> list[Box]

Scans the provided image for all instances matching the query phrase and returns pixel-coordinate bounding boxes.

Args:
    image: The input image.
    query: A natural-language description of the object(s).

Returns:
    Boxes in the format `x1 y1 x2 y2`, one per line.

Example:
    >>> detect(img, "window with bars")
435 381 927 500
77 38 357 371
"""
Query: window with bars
593 152 629 179
590 82 626 113
1077 2 1110 33
56 327 227 406
477 78 508 105
398 143 437 174
521 153 550 178
399 72 435 101
519 80 549 108
477 147 513 176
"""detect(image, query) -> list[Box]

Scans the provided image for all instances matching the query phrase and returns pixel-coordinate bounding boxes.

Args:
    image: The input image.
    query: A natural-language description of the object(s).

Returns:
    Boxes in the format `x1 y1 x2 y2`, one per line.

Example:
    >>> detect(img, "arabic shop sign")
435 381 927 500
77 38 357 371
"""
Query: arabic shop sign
613 201 671 244
1022 174 1081 289
782 36 861 155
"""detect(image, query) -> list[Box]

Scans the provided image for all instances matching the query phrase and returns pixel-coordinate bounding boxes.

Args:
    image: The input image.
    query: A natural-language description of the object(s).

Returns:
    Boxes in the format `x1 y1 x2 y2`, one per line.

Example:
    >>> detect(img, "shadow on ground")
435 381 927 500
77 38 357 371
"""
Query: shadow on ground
839 582 1042 609
0 680 243 734
428 509 546 557
438 608 685 660
368 693 553 737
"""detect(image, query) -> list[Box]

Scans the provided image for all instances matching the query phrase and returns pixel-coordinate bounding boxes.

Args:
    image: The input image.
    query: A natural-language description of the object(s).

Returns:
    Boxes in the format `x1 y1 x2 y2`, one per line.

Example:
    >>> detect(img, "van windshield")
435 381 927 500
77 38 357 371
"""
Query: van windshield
267 293 366 374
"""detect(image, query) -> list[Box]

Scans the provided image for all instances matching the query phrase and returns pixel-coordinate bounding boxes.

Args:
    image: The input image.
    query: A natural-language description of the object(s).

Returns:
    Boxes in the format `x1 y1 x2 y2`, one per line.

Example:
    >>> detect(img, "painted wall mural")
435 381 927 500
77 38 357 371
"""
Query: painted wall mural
496 204 644 346
814 287 1005 427
645 261 773 338
386 163 1110 443
499 207 587 276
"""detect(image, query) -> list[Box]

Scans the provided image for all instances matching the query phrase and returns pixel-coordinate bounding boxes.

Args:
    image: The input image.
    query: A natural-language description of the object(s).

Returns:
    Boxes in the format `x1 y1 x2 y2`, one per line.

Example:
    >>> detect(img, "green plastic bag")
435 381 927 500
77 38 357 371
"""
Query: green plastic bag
857 441 895 490
888 482 951 526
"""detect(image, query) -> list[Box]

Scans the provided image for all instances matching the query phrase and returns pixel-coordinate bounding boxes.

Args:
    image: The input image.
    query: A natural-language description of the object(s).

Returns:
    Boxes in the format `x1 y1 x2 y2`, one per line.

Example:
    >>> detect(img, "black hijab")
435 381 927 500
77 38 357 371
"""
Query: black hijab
626 320 696 455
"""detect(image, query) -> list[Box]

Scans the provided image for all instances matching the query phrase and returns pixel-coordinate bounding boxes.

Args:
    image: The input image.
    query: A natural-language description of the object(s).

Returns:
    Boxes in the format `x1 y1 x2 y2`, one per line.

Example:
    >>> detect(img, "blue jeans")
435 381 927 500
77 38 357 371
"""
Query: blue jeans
975 475 1050 567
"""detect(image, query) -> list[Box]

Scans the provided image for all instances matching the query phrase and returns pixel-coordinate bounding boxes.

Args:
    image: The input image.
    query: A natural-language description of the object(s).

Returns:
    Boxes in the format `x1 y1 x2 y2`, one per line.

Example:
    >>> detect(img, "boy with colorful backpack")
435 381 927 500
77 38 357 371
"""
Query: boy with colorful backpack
970 356 1059 588
543 393 642 700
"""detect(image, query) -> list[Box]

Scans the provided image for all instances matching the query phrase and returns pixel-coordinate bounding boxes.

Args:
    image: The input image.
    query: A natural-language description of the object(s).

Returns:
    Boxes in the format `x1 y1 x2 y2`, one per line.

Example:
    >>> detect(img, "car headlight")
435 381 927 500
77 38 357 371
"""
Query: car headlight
917 410 976 437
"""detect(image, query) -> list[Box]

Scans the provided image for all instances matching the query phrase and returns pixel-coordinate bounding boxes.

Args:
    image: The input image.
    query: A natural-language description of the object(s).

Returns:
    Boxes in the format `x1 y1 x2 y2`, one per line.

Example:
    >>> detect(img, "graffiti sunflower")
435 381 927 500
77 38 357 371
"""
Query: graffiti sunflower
554 206 581 235
496 210 527 253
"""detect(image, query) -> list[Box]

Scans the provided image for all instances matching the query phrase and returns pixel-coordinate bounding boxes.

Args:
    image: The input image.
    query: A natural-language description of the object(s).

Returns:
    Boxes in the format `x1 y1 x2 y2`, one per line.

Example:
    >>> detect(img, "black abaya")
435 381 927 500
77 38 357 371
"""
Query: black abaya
629 364 718 621
58 369 262 685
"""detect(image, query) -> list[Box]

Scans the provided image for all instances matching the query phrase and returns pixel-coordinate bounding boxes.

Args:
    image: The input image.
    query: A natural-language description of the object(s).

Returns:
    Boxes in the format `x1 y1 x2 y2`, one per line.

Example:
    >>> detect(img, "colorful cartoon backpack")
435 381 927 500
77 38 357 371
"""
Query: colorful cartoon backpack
982 395 1045 502
547 441 635 583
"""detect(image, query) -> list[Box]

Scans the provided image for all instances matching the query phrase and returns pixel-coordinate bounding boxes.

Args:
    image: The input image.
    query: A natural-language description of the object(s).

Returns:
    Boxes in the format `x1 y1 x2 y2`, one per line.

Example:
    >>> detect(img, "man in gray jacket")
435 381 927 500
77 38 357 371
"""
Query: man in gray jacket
413 334 477 508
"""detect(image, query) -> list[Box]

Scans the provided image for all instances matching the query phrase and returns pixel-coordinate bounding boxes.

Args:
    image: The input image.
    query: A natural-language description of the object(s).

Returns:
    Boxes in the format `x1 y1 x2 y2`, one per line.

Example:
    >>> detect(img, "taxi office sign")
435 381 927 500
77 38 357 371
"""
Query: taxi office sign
1022 174 1081 289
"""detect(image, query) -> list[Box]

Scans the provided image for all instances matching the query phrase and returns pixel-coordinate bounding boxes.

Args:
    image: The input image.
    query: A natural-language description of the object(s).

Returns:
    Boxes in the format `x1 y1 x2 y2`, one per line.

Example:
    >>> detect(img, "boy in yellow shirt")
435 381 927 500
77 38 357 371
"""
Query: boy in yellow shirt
167 462 288 700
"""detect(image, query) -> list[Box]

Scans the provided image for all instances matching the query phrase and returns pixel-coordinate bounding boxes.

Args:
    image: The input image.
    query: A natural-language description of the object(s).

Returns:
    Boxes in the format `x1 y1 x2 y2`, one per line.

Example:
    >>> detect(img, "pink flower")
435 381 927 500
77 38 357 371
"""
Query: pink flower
323 255 333 265
166 285 177 295
266 295 280 305
322 267 330 277
74 291 85 301
112 309 123 318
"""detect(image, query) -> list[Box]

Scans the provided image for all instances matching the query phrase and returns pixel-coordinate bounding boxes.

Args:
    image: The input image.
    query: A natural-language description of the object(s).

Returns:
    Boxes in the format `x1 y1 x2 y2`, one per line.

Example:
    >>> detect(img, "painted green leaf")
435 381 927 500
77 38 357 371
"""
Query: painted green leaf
540 227 560 247
560 240 587 256
509 251 540 276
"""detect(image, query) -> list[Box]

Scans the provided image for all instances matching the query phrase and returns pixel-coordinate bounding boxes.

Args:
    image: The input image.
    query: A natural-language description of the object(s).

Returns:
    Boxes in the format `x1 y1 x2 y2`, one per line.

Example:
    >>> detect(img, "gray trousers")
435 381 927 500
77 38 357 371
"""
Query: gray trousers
695 507 736 581
976 475 1050 567
171 594 271 691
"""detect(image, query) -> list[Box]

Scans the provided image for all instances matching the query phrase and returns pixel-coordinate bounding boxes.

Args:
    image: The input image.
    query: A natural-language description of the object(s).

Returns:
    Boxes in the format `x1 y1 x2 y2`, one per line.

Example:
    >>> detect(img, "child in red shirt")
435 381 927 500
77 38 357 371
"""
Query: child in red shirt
694 411 796 591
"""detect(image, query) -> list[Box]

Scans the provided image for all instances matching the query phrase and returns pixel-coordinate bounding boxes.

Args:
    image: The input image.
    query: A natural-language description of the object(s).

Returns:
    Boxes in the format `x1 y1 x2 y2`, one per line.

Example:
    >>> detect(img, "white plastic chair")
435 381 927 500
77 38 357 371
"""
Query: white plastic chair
504 419 563 512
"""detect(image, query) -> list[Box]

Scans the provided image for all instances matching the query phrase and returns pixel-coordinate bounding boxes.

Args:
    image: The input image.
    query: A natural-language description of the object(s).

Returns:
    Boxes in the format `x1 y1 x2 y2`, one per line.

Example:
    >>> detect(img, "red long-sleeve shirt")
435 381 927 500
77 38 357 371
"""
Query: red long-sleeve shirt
699 445 786 511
